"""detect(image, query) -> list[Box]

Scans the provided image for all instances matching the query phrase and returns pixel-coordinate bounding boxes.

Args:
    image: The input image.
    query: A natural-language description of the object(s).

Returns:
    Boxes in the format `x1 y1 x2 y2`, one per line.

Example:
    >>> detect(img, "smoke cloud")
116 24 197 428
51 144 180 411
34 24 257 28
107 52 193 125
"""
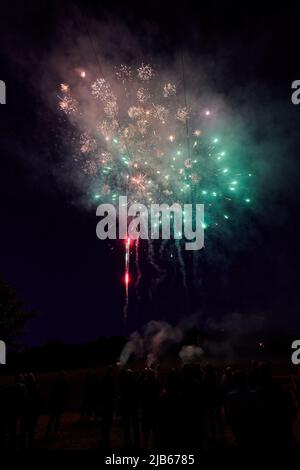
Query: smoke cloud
179 345 204 362
119 311 265 366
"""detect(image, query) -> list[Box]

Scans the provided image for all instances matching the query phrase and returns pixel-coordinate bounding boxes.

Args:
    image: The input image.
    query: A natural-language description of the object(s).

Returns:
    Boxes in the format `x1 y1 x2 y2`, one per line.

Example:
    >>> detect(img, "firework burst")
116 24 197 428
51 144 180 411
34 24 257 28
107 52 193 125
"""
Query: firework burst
58 61 254 318
137 63 154 81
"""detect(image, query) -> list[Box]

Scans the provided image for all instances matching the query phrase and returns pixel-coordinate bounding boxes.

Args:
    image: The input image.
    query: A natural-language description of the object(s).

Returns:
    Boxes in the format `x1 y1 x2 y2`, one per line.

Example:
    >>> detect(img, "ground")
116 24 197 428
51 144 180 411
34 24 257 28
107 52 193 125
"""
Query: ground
30 410 300 450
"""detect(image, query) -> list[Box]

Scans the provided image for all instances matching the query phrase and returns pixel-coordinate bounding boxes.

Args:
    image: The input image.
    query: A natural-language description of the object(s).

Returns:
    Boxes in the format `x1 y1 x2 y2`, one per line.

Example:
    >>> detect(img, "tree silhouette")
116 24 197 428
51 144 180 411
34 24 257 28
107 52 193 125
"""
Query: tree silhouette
0 279 36 346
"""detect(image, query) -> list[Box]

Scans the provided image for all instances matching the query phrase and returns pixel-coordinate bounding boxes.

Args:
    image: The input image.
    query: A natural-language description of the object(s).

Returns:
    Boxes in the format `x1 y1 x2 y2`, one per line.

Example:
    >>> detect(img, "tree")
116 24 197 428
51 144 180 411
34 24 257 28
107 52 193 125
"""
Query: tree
0 279 36 346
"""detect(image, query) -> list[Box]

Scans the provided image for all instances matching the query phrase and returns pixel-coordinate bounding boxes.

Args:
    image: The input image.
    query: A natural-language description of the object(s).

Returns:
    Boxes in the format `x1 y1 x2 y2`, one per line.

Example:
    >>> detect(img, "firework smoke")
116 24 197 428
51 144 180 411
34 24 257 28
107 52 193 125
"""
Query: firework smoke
179 345 204 362
118 312 265 366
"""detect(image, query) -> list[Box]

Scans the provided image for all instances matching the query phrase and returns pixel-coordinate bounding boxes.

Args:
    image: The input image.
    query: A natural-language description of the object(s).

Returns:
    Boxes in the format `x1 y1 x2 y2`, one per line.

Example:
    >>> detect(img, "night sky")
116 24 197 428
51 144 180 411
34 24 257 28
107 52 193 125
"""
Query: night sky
1 1 300 346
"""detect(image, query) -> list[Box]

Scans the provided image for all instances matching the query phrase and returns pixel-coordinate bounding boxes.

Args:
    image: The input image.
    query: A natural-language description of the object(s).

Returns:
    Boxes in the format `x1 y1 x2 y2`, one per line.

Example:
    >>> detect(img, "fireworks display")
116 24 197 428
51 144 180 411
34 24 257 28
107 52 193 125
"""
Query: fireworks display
57 62 253 319
58 63 252 212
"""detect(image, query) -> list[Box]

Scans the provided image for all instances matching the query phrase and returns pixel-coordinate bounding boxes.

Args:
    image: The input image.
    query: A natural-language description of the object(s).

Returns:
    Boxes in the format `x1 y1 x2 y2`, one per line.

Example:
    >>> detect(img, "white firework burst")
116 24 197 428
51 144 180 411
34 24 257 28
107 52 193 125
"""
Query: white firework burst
137 63 154 81
137 119 149 134
163 83 176 97
91 78 116 102
58 94 78 115
184 158 193 169
176 106 190 122
136 87 150 103
97 151 112 165
152 104 168 122
60 83 69 93
96 120 118 138
115 64 132 83
104 100 118 118
128 106 145 120
83 159 98 176
80 133 97 154
122 126 135 139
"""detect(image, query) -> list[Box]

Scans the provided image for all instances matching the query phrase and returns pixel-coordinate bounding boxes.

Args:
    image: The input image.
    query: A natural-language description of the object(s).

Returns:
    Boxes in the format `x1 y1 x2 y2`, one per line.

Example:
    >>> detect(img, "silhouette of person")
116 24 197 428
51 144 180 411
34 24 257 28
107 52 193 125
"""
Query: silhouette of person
221 366 234 422
100 366 115 448
140 368 159 448
7 375 27 449
88 372 101 420
203 363 223 442
0 384 6 449
178 363 203 449
227 370 259 449
45 371 69 438
81 371 92 422
20 373 41 449
119 368 140 448
255 362 296 448
155 370 180 449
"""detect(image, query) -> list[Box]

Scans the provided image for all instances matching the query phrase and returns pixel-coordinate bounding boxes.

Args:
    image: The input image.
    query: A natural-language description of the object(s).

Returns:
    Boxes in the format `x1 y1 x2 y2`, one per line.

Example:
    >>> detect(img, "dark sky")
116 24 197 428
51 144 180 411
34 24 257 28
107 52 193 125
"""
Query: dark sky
1 1 300 345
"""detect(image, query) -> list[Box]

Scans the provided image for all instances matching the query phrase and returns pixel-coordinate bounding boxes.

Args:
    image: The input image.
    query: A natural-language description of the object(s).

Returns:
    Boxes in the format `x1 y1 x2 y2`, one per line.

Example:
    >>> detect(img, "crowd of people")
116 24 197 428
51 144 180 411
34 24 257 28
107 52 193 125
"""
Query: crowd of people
0 361 299 450
0 372 40 449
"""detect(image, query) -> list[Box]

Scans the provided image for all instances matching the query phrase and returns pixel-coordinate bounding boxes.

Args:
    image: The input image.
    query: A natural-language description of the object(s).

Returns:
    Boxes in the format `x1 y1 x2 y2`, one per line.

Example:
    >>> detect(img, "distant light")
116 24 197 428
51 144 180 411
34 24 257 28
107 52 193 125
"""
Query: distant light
60 83 69 93
245 198 251 203
224 214 229 219
124 273 130 285
169 135 175 142
80 70 86 78
213 138 219 143
94 194 100 200
205 109 211 116
223 168 228 173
